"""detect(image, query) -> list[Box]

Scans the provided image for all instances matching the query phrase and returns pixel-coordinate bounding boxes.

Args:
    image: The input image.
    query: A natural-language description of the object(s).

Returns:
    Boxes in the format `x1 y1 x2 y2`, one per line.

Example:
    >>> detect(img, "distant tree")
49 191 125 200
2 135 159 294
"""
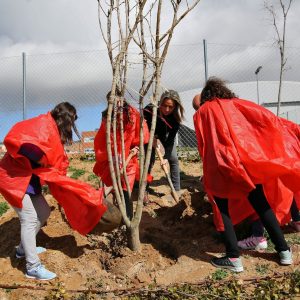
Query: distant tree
97 0 200 251
264 0 294 116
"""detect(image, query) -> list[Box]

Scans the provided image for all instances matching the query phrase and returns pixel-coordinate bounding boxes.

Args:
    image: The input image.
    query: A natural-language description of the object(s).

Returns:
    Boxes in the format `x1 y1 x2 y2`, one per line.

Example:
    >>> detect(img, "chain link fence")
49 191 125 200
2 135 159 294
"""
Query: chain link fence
1 42 300 156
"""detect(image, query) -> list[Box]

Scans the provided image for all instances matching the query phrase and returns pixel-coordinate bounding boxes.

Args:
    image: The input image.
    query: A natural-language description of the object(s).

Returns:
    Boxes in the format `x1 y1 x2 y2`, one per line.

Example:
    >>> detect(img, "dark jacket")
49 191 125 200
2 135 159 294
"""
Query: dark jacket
144 104 180 159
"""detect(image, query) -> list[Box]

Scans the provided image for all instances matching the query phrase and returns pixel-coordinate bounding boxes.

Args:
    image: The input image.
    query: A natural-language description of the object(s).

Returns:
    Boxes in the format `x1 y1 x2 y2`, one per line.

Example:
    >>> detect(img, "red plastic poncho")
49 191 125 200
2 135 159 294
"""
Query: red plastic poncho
0 112 107 235
93 105 149 190
194 98 300 231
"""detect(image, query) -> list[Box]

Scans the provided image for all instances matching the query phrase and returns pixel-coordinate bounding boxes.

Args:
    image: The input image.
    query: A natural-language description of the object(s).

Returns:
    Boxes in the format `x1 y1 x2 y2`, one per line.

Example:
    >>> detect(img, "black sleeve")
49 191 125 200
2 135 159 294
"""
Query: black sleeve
143 105 153 130
18 143 45 168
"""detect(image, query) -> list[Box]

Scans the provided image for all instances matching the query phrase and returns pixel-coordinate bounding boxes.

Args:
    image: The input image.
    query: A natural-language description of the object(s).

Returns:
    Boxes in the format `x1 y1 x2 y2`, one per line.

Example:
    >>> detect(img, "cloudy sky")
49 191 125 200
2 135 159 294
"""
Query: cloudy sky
0 0 300 139
1 0 300 56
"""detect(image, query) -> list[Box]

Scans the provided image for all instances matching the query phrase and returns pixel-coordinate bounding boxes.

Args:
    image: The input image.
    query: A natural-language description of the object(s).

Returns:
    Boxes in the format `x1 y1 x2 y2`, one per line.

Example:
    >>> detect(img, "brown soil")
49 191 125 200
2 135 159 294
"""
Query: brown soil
0 158 299 299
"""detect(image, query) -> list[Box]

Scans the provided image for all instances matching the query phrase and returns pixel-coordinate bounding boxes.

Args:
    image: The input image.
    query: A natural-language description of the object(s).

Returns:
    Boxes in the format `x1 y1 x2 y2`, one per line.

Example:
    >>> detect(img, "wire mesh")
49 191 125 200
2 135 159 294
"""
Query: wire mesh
0 42 300 156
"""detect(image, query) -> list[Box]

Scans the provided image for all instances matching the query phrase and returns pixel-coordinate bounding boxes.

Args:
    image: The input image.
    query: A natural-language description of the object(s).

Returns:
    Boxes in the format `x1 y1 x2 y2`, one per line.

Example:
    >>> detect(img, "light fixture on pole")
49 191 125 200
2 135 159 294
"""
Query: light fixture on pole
255 66 263 105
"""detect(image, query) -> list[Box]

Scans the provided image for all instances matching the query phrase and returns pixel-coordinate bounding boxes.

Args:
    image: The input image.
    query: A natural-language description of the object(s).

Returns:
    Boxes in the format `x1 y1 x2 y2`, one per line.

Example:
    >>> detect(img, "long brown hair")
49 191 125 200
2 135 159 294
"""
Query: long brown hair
201 77 237 105
102 89 132 124
51 102 80 145
159 89 184 123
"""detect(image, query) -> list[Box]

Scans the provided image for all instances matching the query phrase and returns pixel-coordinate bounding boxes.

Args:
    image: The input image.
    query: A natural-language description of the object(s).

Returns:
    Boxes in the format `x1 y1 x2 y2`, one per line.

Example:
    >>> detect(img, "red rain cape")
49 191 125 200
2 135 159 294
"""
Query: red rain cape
93 105 150 190
0 112 106 235
194 98 300 231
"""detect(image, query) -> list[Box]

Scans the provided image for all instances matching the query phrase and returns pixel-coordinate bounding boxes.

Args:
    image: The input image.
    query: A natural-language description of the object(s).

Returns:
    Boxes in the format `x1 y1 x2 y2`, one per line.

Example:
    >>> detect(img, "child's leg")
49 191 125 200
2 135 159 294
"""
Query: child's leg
167 143 180 191
32 194 51 232
17 194 50 253
290 198 300 222
247 185 289 253
214 197 239 258
251 219 265 237
13 194 44 270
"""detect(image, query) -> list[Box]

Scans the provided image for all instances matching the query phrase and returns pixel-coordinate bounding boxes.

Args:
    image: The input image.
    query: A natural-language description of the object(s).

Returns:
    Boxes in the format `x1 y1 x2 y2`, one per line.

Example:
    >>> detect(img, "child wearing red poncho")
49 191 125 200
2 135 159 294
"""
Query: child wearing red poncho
0 102 108 280
93 90 149 219
193 77 300 272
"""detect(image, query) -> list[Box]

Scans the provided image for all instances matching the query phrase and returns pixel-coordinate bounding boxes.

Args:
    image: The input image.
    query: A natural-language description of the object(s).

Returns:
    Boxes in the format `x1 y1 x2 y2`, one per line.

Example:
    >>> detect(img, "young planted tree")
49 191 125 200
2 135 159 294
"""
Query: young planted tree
264 0 294 116
97 0 200 251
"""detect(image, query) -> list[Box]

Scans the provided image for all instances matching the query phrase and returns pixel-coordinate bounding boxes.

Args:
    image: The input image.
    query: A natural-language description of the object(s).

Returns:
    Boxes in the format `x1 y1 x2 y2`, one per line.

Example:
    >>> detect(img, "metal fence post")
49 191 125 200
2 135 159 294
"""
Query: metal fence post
203 39 208 82
22 52 26 120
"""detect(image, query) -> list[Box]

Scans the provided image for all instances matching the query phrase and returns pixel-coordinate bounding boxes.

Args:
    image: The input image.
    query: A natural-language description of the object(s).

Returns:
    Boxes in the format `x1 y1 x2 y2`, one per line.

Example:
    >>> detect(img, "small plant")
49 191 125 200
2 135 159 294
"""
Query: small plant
87 174 98 182
0 202 9 216
45 282 69 300
211 269 228 281
68 166 77 172
215 278 244 299
70 169 86 179
255 263 270 275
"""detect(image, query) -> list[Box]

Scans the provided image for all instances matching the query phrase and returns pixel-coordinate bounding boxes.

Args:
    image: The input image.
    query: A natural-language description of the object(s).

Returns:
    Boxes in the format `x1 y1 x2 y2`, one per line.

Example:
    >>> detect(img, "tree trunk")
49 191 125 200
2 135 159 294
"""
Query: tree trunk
127 226 140 252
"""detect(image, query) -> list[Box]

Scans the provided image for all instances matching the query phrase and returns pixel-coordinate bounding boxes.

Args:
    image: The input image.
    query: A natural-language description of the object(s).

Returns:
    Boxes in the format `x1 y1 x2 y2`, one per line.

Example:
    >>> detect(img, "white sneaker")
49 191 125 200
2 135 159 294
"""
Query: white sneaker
26 264 56 280
279 249 293 265
237 236 268 250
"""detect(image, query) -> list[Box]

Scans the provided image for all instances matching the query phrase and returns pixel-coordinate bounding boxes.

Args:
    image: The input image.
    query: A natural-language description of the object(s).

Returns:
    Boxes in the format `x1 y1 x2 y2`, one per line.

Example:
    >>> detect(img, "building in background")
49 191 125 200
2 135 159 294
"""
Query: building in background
64 130 97 156
81 130 97 154
179 81 300 133
64 140 81 156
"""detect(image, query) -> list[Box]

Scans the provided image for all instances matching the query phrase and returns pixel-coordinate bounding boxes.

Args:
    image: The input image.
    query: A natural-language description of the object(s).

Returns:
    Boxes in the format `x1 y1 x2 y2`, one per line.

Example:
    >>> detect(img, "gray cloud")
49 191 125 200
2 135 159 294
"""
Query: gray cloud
1 0 300 140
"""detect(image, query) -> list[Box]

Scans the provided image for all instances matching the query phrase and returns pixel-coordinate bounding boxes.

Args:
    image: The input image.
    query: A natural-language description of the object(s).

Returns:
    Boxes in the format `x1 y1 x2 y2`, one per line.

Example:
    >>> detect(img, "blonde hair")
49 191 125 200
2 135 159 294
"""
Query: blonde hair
160 90 184 123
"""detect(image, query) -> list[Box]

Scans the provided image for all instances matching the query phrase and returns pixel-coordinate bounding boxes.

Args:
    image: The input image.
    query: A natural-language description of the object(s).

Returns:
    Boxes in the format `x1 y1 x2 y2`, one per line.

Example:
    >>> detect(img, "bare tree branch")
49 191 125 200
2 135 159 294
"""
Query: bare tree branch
265 0 293 116
97 0 201 250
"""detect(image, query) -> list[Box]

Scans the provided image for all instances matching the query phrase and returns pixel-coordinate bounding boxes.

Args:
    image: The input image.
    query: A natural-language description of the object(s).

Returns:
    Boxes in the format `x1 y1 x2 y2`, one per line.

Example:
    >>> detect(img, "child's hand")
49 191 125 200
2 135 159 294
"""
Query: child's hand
130 146 139 156
160 159 168 167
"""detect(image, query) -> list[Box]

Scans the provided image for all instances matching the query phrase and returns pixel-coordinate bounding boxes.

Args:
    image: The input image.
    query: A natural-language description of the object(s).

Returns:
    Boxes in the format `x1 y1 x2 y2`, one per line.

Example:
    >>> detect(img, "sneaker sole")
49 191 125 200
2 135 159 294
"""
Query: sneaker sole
25 274 56 280
280 259 293 265
211 261 244 273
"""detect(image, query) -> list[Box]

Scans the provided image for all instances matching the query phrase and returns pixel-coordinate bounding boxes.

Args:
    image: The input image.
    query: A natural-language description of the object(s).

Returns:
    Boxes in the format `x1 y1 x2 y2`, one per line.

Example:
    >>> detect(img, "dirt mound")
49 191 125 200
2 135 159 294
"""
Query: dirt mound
0 159 299 299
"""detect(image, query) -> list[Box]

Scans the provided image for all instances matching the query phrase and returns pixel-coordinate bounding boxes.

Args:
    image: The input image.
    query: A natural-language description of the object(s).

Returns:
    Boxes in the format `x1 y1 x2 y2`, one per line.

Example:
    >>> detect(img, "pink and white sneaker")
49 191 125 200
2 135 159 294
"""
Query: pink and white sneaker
290 221 300 232
237 236 268 250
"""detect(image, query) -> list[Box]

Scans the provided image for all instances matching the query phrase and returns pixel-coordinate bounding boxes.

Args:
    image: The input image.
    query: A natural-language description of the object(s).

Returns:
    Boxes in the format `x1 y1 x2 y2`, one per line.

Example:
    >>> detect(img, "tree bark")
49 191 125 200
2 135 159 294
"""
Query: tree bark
128 225 140 252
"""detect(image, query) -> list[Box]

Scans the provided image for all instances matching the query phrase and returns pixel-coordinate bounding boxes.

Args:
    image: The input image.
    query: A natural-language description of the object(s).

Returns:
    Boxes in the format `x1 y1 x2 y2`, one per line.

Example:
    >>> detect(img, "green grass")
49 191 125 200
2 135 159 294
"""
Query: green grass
70 169 86 179
0 202 9 216
87 174 98 181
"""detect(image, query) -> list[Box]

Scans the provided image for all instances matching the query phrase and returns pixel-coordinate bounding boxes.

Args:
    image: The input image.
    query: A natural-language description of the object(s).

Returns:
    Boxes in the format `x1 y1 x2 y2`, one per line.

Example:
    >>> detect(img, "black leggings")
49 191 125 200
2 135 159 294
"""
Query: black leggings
214 184 289 258
291 198 300 222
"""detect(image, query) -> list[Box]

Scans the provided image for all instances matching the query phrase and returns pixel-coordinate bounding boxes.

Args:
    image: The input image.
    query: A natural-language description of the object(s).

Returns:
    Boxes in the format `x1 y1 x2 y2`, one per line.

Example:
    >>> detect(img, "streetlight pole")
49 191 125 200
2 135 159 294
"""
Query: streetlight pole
255 66 262 105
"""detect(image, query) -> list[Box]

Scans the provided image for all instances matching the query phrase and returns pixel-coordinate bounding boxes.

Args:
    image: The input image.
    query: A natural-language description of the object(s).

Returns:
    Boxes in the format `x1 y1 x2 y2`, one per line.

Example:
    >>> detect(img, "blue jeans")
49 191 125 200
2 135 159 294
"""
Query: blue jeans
167 143 181 191
148 142 180 191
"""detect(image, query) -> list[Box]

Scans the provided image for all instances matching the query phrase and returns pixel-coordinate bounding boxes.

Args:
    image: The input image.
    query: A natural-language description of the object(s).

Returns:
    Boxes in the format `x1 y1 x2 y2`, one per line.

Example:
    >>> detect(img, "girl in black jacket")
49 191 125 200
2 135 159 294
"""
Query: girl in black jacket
144 90 184 196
